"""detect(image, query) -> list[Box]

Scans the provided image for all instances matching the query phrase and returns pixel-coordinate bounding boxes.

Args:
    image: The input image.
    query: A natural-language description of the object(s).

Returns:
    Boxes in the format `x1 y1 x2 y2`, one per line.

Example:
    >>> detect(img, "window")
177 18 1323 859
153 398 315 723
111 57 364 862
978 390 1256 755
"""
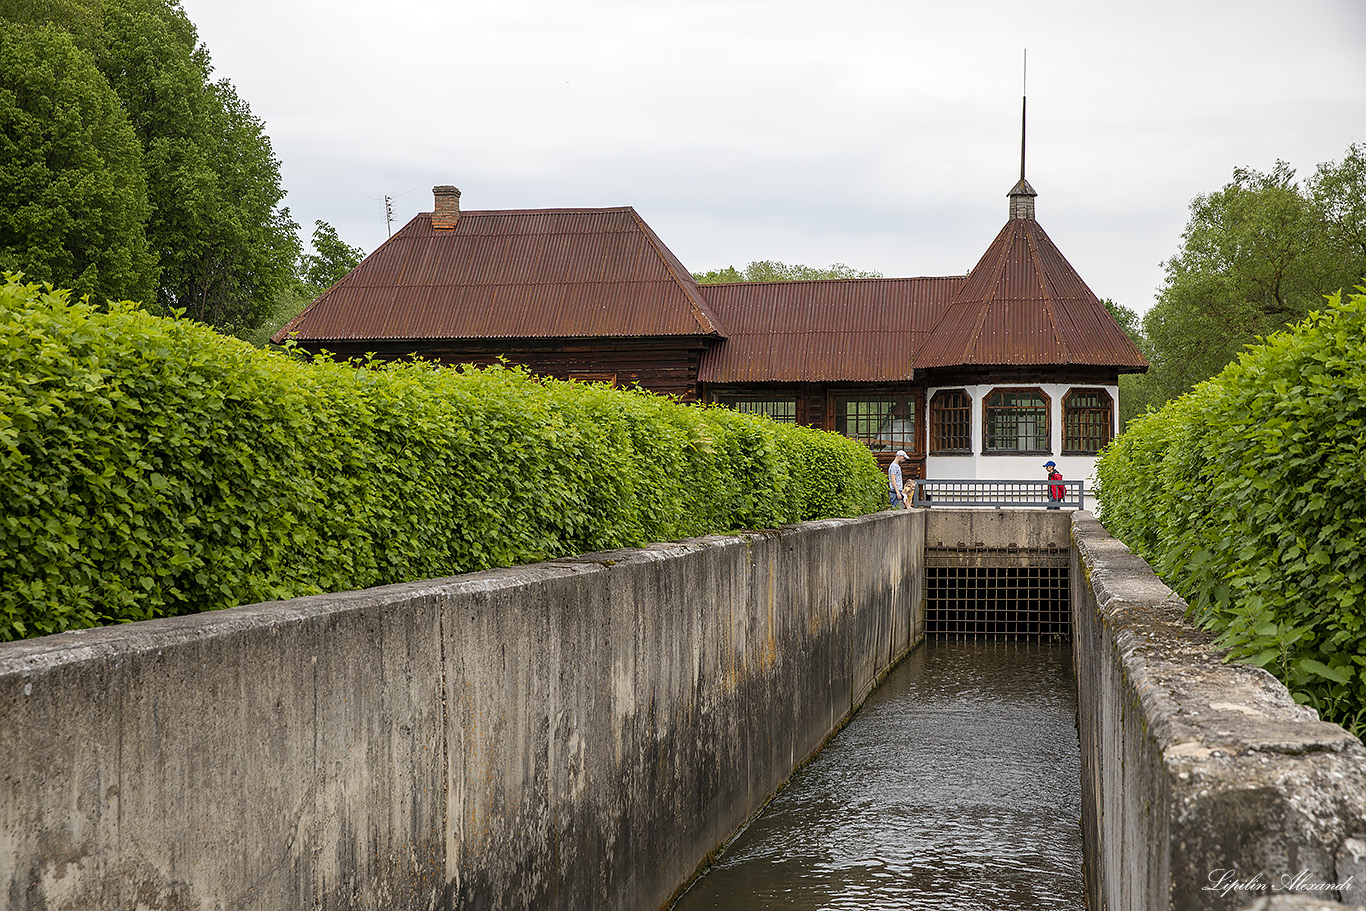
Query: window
834 394 915 452
715 396 798 423
568 372 617 386
1063 389 1114 454
930 390 972 453
983 388 1050 453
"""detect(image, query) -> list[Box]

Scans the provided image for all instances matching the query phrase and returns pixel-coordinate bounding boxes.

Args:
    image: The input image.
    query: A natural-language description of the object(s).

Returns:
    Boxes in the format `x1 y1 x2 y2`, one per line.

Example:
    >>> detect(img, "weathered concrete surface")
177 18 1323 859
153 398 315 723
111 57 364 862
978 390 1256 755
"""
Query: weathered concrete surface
1242 897 1356 910
0 510 924 911
1072 512 1366 911
922 506 1071 551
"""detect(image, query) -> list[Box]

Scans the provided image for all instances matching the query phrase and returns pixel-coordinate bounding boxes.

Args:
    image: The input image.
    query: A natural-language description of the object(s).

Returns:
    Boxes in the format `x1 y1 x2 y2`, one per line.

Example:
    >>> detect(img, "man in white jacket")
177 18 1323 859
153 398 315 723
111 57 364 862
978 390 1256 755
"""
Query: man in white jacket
888 450 908 509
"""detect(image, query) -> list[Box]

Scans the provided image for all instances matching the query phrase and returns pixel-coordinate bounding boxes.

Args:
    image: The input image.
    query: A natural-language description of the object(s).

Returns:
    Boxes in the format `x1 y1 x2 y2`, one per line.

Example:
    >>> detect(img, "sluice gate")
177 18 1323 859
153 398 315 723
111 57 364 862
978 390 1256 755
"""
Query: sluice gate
924 544 1070 639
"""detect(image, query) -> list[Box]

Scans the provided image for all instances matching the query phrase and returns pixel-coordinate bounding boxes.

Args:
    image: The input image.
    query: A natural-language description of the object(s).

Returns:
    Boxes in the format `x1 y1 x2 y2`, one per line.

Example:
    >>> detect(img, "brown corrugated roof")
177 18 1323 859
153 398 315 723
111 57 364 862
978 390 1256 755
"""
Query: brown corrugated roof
697 277 964 383
912 217 1148 371
272 207 724 344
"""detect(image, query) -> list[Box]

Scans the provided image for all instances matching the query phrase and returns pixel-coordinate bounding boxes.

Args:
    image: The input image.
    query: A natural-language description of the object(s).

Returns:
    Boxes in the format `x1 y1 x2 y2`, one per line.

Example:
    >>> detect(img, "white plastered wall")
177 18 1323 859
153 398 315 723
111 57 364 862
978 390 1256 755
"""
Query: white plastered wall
922 382 1119 493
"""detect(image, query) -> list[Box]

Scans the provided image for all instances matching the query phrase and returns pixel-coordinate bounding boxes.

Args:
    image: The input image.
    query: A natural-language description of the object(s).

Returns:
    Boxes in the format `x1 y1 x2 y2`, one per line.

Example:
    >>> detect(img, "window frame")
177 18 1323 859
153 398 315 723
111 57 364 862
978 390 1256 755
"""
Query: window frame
1062 387 1115 455
981 386 1052 455
831 392 917 454
713 394 800 424
929 389 973 455
567 371 618 386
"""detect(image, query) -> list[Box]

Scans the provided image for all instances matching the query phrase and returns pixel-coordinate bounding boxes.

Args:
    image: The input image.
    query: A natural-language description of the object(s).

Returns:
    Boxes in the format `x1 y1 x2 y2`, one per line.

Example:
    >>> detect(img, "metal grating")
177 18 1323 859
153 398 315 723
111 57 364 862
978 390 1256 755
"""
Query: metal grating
925 546 1070 640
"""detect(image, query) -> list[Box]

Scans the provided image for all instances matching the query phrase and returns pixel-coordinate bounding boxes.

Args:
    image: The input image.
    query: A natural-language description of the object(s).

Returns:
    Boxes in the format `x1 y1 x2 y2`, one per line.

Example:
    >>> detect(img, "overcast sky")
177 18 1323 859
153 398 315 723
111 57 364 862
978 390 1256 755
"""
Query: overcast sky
179 0 1365 315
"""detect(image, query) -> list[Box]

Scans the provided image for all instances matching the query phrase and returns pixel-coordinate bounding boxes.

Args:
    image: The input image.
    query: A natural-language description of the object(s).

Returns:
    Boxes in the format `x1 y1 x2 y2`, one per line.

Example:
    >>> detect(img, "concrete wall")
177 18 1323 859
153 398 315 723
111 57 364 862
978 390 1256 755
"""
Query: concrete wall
1071 511 1366 911
0 511 925 911
923 507 1072 551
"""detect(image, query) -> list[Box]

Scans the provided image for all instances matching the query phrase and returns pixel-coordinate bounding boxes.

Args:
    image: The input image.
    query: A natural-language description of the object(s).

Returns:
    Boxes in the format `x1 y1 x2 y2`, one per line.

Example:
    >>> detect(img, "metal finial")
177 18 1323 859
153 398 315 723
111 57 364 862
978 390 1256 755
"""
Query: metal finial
1020 49 1027 182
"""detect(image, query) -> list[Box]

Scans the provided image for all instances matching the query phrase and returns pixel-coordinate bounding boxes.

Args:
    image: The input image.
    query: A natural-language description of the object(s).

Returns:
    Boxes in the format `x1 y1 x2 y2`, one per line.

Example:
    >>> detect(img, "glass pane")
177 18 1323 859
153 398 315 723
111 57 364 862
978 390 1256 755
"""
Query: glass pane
717 397 798 423
1063 391 1112 453
985 391 1047 452
931 390 971 453
837 396 915 452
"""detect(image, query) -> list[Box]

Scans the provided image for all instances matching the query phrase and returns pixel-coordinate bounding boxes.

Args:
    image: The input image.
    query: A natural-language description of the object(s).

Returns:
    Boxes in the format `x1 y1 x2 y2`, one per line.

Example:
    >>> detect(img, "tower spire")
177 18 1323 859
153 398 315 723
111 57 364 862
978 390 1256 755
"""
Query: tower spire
1008 49 1037 220
1020 50 1027 181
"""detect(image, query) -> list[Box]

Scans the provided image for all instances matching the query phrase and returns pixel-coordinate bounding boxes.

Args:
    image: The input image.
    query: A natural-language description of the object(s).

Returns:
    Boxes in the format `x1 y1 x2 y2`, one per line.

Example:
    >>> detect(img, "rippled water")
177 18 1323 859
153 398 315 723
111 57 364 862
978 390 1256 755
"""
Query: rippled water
671 640 1082 911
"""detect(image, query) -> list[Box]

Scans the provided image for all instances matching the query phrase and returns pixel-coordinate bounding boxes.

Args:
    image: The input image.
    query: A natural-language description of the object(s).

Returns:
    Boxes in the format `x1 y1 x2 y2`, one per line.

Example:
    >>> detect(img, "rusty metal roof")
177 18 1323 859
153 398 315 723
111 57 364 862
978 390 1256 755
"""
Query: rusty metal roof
912 217 1149 371
697 277 965 383
272 207 724 343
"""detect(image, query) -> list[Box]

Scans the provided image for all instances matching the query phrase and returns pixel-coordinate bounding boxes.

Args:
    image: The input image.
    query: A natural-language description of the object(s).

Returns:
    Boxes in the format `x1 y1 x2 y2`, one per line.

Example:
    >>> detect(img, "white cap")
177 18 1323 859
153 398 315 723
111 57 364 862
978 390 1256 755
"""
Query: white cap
895 450 908 459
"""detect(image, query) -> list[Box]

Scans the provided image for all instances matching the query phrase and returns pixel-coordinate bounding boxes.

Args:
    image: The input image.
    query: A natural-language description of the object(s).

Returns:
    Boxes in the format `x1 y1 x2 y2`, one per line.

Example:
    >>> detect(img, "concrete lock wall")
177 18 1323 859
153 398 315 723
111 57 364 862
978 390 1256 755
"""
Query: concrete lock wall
0 510 925 911
1071 512 1366 911
923 507 1072 551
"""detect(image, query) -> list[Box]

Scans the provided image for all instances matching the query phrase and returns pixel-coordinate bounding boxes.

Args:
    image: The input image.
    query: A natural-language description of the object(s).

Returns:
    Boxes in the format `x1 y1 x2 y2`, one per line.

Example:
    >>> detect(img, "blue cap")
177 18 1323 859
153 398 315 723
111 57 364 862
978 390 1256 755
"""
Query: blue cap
1043 461 1056 468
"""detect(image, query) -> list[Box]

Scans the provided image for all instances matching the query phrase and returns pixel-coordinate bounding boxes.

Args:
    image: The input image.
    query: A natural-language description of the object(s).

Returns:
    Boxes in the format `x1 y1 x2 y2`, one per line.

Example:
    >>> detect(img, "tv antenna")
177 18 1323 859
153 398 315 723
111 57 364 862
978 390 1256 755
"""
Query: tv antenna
367 186 419 237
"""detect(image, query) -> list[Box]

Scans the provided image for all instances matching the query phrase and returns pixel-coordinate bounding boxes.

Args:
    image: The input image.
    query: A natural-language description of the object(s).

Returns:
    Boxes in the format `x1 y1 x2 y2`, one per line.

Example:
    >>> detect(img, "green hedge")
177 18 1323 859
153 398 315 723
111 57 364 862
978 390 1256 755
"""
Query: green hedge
1096 289 1366 730
0 276 885 641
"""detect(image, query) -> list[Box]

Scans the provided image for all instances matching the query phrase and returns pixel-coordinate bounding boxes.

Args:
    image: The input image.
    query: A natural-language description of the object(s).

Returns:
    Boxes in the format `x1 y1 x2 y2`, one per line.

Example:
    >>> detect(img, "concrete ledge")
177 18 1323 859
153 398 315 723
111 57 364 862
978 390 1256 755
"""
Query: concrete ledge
921 506 1072 550
1072 512 1366 911
0 510 924 911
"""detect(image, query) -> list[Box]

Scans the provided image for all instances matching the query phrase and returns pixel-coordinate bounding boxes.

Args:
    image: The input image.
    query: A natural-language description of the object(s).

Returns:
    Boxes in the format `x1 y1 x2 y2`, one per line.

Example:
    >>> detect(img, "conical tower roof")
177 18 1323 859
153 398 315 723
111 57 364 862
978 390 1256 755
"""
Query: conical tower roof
912 191 1147 371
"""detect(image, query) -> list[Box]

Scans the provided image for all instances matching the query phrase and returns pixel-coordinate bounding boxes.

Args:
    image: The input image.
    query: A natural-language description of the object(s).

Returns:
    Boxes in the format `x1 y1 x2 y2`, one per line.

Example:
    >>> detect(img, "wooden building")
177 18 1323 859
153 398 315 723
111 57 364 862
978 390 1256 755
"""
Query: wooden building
275 181 1147 484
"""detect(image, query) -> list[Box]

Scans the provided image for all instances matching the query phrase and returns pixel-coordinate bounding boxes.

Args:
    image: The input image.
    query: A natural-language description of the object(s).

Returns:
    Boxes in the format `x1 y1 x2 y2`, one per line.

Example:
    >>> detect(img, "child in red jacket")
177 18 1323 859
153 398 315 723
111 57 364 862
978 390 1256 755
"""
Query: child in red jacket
1044 460 1064 509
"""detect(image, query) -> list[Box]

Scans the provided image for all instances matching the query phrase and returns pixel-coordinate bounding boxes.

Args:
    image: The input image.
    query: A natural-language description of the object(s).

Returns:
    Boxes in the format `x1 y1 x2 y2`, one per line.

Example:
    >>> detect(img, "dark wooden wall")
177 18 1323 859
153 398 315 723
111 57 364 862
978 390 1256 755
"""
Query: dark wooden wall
297 337 714 401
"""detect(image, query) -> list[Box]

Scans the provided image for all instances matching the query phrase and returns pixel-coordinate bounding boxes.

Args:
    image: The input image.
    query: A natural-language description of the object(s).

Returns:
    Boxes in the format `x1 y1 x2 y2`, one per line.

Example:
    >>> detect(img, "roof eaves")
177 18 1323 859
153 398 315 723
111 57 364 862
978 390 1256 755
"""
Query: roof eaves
270 214 424 344
626 208 726 337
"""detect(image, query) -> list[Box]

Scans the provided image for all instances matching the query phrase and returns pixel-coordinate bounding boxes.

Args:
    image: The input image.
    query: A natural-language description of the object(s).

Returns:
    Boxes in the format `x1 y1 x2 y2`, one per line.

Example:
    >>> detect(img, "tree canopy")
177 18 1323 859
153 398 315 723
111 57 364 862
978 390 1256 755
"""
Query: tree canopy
1138 146 1366 409
0 0 300 333
693 260 884 284
0 21 156 303
301 220 365 292
238 220 366 349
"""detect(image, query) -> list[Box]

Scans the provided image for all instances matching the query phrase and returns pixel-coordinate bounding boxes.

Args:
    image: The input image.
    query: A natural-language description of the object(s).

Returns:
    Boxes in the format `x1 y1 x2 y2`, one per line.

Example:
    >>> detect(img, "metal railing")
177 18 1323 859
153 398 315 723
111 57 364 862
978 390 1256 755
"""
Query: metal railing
911 478 1085 510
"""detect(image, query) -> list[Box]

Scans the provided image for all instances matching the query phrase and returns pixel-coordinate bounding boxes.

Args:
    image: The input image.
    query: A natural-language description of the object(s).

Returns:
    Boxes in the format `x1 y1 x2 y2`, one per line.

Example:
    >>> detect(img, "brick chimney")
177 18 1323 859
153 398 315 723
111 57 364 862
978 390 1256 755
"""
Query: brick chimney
432 185 461 230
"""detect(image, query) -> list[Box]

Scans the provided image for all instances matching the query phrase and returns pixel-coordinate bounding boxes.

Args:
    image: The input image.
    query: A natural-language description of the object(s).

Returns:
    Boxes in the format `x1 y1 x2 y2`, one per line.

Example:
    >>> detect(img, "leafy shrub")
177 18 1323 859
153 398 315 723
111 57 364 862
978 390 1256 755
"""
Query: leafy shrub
1097 289 1366 730
0 276 884 641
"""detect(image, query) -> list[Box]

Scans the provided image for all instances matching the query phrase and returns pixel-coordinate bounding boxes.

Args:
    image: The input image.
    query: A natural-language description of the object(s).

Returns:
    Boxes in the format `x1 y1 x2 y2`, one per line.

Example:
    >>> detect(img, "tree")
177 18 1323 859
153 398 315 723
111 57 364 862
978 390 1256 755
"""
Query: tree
1141 151 1366 408
1100 298 1142 345
693 260 883 284
238 221 365 348
1308 142 1366 264
1099 298 1161 428
90 0 299 333
301 220 365 292
2 0 300 333
0 21 157 304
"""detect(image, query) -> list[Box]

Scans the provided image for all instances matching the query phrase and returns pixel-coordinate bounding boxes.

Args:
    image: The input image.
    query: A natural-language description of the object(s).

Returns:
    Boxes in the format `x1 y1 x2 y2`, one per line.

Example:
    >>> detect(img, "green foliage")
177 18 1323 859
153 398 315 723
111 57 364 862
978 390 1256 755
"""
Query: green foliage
693 260 884 284
1097 289 1366 729
235 281 314 349
236 221 366 348
2 0 300 334
1099 297 1160 427
301 220 364 292
92 0 300 332
0 20 157 303
0 275 884 641
1140 148 1366 409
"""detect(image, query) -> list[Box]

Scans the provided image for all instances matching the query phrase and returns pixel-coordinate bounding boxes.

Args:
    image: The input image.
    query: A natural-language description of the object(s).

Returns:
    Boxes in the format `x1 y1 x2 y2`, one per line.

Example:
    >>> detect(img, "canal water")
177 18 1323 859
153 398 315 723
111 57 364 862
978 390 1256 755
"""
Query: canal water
671 640 1082 911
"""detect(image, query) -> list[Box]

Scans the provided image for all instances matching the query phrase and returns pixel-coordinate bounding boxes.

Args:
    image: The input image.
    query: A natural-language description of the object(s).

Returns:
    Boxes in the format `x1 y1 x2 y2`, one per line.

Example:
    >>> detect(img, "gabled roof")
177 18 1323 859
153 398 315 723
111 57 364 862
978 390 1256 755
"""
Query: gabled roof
272 207 724 344
698 277 965 383
913 216 1148 371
